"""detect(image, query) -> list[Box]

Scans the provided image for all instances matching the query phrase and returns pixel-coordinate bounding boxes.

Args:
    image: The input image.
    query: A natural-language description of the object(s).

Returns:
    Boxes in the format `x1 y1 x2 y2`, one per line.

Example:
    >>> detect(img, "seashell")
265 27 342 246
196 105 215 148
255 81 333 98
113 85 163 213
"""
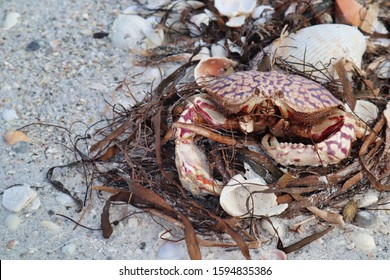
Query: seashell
351 232 376 252
260 217 286 239
2 12 20 30
2 184 37 213
4 214 21 231
368 56 390 79
215 0 257 18
211 39 228 57
260 249 287 260
357 190 379 208
2 109 18 122
226 15 246 28
41 220 63 234
188 13 210 36
4 130 29 145
336 0 380 34
110 13 164 50
345 100 379 123
191 46 211 61
156 242 186 260
355 211 377 228
267 24 367 82
252 5 274 25
194 57 237 85
219 174 288 218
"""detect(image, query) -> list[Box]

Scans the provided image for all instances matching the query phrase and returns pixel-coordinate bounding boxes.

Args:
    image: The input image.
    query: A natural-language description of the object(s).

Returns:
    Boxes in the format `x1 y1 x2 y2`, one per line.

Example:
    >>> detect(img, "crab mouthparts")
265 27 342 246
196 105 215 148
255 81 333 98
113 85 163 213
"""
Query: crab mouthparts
311 115 345 143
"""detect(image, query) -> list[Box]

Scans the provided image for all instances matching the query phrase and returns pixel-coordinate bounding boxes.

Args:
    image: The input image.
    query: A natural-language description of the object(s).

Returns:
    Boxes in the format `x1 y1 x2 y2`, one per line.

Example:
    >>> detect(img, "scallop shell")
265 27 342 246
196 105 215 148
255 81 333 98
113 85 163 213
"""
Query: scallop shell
219 174 288 218
194 57 237 85
214 0 257 18
268 24 367 82
4 131 29 145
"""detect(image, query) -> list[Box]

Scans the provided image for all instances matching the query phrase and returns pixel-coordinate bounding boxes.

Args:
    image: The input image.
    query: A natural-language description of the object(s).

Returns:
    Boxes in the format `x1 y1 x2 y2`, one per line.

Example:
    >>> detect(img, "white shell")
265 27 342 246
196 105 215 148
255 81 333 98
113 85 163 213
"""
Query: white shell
368 56 390 79
194 56 237 85
268 24 367 82
110 13 164 50
345 100 379 123
188 13 210 36
2 12 20 30
351 232 376 252
156 242 186 260
2 109 18 122
215 0 257 18
226 15 246 28
252 5 274 25
220 174 288 218
211 39 228 57
2 184 37 212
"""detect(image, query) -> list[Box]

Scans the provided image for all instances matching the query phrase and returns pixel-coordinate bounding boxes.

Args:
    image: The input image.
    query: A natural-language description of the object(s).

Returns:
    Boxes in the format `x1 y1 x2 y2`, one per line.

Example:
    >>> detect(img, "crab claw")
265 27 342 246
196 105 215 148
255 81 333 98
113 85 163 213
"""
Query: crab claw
174 95 228 196
175 139 223 196
261 115 357 166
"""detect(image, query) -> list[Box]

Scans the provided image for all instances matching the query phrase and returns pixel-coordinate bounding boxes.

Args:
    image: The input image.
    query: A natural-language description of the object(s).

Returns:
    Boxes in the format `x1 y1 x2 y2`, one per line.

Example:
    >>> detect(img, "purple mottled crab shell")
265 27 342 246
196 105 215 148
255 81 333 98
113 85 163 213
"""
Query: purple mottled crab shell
204 70 342 114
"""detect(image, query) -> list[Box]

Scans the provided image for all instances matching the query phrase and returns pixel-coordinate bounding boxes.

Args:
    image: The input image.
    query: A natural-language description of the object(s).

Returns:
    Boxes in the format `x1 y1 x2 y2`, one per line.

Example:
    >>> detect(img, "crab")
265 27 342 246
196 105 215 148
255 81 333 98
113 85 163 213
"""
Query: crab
173 70 366 196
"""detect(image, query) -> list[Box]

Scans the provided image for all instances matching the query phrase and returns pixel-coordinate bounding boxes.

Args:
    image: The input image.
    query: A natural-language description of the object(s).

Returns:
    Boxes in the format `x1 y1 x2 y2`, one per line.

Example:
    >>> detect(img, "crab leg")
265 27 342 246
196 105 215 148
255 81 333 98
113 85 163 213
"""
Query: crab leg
261 115 357 166
174 95 232 196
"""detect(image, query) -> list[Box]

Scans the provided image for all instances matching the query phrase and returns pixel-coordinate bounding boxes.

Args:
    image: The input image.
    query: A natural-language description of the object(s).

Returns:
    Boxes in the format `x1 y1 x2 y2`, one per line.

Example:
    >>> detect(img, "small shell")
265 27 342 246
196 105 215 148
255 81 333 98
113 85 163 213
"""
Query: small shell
215 0 257 18
219 174 288 218
368 56 390 79
188 13 210 36
194 57 237 85
110 13 164 50
351 232 376 252
345 100 379 123
156 242 186 260
268 24 367 82
2 12 20 30
226 15 246 28
4 131 29 145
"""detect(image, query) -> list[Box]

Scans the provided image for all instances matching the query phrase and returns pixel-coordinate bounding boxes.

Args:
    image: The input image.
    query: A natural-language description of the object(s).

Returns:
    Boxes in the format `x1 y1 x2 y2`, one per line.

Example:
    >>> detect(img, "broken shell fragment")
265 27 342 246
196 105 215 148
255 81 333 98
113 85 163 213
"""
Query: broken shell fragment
268 24 367 82
194 57 237 85
220 174 288 218
188 13 210 36
4 131 29 145
345 100 379 123
110 13 164 50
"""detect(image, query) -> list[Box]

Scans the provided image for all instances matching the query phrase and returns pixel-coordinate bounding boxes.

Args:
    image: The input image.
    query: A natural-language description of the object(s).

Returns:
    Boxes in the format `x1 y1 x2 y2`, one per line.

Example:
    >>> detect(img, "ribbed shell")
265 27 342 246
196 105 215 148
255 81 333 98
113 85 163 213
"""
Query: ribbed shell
204 70 341 114
268 24 366 81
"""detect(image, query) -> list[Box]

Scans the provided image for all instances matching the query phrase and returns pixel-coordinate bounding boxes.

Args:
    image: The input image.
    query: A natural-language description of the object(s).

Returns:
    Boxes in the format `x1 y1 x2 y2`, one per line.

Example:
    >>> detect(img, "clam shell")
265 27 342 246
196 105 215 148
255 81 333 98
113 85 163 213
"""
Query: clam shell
219 174 288 218
215 0 257 18
194 57 236 85
4 131 29 145
268 24 367 82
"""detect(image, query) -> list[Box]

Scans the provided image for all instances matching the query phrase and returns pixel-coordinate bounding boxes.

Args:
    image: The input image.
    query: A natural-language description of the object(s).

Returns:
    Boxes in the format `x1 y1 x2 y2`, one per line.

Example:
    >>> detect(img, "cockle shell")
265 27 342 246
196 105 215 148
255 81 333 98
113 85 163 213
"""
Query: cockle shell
268 24 367 82
4 131 29 145
194 57 237 85
219 174 288 218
